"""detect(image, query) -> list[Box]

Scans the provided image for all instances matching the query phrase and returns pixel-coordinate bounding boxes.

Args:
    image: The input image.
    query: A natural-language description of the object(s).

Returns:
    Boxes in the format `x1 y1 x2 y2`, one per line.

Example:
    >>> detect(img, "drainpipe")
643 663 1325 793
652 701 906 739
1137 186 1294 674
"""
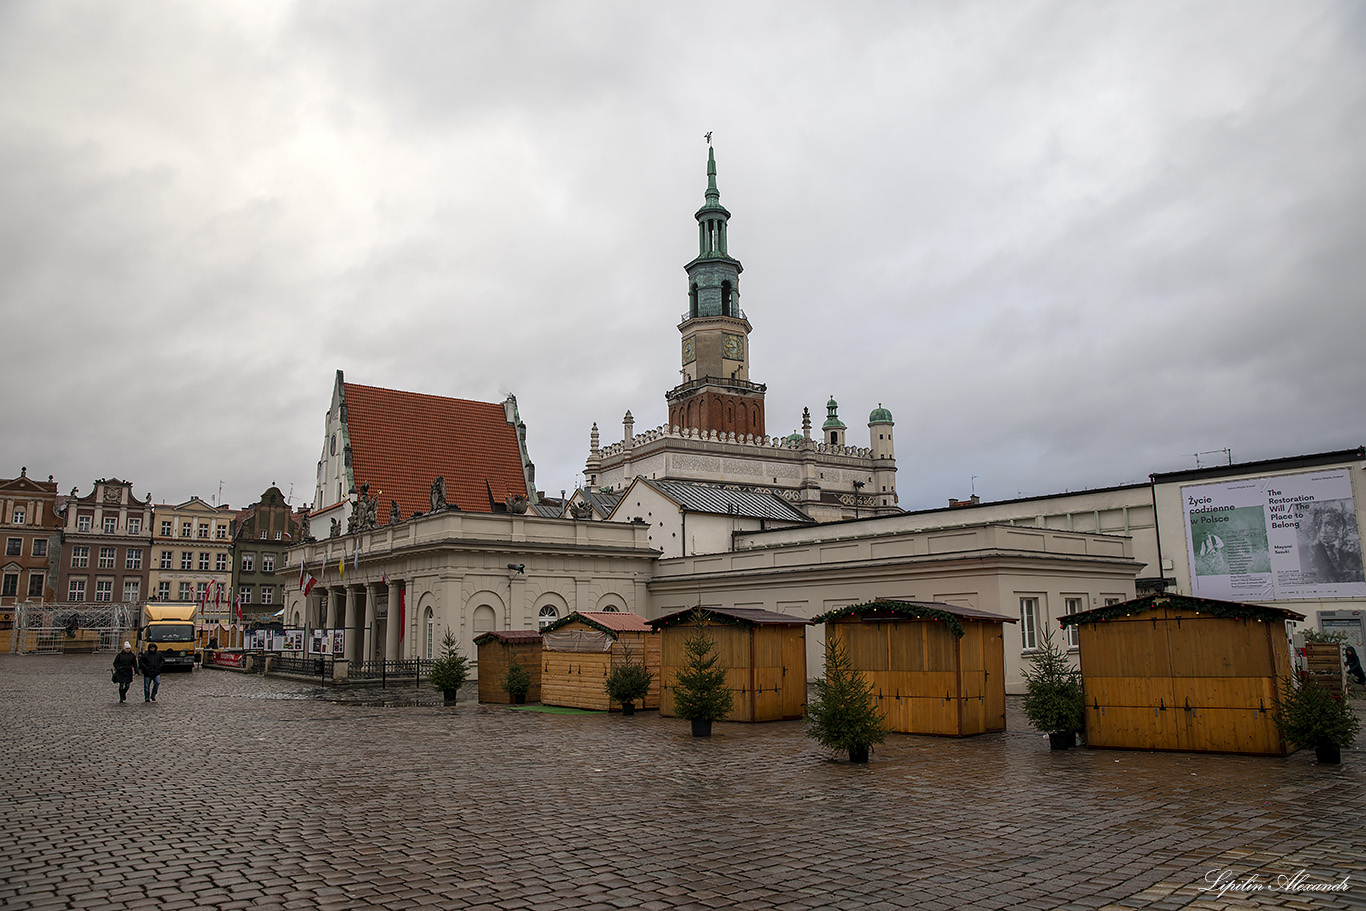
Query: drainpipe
1149 474 1168 593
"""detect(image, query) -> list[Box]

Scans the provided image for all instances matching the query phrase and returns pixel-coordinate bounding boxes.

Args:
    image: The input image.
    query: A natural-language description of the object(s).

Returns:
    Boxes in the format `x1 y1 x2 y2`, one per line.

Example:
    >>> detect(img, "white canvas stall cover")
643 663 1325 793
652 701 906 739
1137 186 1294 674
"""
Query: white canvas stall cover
542 629 612 653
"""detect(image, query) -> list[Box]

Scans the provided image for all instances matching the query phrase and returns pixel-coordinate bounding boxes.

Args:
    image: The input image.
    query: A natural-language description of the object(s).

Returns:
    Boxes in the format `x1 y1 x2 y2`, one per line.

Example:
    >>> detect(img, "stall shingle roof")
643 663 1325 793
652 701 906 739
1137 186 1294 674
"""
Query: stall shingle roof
650 606 813 629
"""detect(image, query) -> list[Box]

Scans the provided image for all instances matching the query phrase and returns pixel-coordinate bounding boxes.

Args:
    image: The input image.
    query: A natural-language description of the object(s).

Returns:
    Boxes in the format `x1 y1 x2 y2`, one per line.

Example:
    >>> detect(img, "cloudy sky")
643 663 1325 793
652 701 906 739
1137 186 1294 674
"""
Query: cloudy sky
3 1 1363 514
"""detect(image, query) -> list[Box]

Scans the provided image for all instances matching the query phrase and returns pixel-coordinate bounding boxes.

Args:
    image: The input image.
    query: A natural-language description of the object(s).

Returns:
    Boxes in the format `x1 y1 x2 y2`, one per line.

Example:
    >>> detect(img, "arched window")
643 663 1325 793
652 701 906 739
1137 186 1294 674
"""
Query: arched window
600 605 619 612
424 608 435 660
689 283 699 319
538 605 559 629
721 280 732 316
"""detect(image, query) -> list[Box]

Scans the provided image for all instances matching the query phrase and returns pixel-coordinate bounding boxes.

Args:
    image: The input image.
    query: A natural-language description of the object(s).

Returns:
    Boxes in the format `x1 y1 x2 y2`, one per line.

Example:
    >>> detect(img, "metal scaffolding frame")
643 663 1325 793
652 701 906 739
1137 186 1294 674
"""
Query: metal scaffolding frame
9 602 139 655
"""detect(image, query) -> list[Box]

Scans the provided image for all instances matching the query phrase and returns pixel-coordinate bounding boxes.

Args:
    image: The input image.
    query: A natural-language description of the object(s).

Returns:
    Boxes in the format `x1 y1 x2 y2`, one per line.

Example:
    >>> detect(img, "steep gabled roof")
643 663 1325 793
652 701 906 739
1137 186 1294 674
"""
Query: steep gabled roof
1059 593 1307 626
343 382 528 520
649 606 812 629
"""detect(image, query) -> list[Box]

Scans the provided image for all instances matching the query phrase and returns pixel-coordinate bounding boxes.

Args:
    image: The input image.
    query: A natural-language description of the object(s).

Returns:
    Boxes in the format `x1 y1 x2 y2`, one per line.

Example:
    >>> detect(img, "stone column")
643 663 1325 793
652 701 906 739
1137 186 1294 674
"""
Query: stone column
327 587 342 630
386 580 402 660
343 586 357 661
363 582 380 663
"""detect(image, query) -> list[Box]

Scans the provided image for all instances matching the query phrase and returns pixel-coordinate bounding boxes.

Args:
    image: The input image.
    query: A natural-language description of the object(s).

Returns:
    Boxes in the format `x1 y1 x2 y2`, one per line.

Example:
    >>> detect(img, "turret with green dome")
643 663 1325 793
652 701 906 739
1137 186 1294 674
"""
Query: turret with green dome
869 403 894 425
822 396 847 446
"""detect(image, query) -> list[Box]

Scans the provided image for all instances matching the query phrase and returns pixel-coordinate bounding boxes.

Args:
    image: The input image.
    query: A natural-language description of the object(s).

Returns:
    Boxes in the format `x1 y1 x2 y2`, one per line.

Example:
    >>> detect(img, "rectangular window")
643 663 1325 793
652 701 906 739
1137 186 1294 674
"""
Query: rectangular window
77 516 92 532
241 553 255 573
126 549 143 571
262 554 275 573
128 518 142 535
1 574 16 598
197 552 210 571
69 579 86 601
181 522 192 537
1104 597 1121 606
215 553 228 572
11 506 24 525
197 524 209 539
196 582 208 601
259 530 267 539
98 547 116 569
27 573 44 598
161 520 172 536
157 581 171 601
180 552 193 571
178 582 193 602
160 550 173 569
95 580 113 602
274 531 282 541
1020 597 1039 651
5 538 19 557
216 525 227 540
71 546 89 568
123 580 140 602
261 587 273 605
103 516 117 534
32 538 47 557
1064 597 1084 649
240 585 253 604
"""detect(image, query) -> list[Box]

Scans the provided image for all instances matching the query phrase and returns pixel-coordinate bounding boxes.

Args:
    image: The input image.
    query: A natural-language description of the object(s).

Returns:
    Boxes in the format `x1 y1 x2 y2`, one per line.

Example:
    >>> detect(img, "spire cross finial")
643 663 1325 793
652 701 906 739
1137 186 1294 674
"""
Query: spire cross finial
704 131 713 146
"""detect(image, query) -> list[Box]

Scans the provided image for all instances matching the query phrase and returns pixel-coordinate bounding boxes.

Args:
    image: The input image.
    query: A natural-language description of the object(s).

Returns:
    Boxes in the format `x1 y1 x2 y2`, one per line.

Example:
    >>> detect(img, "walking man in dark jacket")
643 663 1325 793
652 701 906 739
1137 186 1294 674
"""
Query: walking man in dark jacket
139 643 166 702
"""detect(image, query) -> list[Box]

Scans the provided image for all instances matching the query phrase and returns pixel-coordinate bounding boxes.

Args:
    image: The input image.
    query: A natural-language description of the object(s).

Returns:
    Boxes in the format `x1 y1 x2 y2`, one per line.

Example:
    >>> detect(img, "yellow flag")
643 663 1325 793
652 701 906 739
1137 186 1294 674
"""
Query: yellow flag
339 554 345 577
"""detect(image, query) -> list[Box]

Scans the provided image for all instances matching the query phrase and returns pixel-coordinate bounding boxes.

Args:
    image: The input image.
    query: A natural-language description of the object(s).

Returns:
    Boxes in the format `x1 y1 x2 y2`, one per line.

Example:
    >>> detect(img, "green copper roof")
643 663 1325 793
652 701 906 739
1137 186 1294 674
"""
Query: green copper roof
785 431 804 444
822 396 846 430
694 146 731 219
869 403 894 424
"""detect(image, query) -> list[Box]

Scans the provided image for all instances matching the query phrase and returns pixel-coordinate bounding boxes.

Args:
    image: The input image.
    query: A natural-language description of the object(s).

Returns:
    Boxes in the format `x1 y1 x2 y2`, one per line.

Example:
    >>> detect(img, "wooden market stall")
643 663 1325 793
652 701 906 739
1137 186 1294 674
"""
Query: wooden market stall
814 599 1014 737
474 629 544 704
650 607 812 722
539 611 661 711
1058 594 1305 755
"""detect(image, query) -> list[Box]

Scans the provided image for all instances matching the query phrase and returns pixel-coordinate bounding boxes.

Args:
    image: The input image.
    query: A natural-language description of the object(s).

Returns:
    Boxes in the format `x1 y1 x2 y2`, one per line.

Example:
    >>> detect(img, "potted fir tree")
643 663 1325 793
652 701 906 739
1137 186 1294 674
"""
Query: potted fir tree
604 647 653 715
1274 676 1361 764
428 630 470 706
1022 629 1085 749
670 611 734 736
501 660 532 705
805 634 889 763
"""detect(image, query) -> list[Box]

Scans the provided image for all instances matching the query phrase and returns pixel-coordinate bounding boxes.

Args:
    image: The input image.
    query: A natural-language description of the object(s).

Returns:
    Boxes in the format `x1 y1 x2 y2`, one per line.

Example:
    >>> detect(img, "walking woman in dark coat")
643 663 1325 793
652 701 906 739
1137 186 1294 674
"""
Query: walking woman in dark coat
139 642 166 702
113 641 138 703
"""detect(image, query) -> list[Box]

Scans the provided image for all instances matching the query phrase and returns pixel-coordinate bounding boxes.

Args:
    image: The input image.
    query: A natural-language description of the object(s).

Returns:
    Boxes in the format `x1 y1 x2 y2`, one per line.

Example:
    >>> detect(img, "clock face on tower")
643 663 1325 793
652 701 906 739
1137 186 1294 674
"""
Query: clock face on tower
723 333 744 361
682 336 696 365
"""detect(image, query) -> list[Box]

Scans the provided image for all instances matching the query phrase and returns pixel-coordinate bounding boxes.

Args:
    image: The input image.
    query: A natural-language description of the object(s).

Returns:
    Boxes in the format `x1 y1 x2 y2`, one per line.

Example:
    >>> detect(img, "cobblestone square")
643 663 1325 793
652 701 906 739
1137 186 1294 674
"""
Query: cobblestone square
1 656 1363 910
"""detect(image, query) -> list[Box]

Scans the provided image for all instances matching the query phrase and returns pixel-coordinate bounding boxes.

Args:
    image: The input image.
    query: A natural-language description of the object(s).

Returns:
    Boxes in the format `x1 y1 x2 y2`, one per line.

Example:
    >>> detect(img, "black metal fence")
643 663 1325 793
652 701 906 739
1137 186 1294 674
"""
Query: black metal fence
261 654 433 688
347 658 435 688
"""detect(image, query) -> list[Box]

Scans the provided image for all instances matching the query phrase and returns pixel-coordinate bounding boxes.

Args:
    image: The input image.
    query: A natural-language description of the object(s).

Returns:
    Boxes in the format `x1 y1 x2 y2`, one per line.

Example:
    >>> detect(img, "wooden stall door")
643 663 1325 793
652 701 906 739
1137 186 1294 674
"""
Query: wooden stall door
1078 618 1180 750
982 625 1006 733
541 650 611 711
751 627 785 722
1168 617 1284 754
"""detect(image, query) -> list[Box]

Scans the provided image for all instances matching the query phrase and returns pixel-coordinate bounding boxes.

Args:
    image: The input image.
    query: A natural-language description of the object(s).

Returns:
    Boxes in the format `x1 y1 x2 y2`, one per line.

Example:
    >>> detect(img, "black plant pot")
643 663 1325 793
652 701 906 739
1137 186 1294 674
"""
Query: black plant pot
512 693 526 705
1048 731 1076 750
691 719 712 737
621 701 635 716
442 690 458 706
848 746 870 763
1315 745 1341 764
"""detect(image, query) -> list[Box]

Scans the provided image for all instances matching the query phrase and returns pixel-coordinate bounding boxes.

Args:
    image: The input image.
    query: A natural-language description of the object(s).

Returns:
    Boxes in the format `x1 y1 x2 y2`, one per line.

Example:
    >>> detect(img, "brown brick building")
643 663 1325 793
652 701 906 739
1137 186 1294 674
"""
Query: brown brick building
57 479 153 607
1 468 62 626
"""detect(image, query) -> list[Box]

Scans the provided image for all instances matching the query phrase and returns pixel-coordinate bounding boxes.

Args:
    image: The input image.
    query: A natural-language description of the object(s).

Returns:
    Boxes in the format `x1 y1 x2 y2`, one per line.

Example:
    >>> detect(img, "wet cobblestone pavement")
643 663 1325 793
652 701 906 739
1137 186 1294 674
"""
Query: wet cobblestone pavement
2 655 1363 911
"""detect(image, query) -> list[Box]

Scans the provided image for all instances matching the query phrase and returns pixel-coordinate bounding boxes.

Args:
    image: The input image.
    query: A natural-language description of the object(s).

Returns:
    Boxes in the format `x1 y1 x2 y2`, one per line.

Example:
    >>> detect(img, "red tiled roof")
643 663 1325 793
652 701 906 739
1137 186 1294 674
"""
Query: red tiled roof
344 383 528 520
571 611 653 633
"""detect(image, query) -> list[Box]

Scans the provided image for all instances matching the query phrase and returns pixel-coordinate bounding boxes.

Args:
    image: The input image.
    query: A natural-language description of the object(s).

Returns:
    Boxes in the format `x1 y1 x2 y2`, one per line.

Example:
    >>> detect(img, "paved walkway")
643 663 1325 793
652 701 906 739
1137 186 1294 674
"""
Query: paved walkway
1 655 1362 911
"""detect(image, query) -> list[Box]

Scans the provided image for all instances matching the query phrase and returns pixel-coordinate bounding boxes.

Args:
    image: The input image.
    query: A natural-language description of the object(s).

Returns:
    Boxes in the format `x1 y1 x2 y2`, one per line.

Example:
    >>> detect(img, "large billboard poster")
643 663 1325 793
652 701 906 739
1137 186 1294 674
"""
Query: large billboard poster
1183 468 1366 601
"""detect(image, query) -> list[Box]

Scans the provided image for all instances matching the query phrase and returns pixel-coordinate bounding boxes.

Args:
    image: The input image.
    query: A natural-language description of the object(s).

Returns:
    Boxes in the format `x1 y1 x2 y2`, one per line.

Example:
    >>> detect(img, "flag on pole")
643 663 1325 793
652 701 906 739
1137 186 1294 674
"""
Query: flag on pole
353 539 360 572
339 550 345 578
301 559 318 596
381 571 388 585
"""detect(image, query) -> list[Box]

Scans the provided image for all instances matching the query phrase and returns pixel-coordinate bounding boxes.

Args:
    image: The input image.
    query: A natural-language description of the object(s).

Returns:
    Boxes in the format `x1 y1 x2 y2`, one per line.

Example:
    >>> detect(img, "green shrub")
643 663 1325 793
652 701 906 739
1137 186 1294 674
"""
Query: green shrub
805 633 889 761
428 630 470 696
670 611 734 723
1274 676 1360 749
501 660 532 700
604 648 653 707
1021 630 1085 735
